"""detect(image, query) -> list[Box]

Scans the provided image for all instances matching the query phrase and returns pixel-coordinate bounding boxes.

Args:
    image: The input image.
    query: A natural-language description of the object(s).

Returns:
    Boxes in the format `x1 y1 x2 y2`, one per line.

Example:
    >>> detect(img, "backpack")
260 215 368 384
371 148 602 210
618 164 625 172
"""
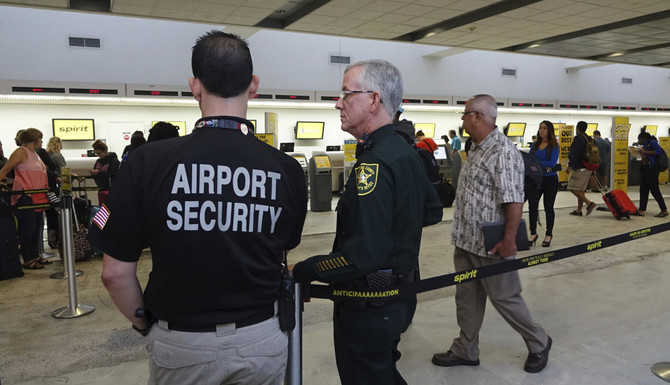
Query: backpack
580 134 600 171
520 150 543 191
416 147 441 184
657 147 669 172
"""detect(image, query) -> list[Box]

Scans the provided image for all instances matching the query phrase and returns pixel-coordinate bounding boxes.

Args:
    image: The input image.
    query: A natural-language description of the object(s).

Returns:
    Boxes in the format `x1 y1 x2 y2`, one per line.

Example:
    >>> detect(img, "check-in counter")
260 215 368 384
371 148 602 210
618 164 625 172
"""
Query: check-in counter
327 151 344 192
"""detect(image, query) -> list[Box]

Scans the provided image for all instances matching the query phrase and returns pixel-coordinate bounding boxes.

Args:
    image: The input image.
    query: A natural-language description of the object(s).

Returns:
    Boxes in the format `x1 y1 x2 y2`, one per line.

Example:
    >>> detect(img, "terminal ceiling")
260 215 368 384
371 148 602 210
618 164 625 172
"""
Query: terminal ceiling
2 0 670 68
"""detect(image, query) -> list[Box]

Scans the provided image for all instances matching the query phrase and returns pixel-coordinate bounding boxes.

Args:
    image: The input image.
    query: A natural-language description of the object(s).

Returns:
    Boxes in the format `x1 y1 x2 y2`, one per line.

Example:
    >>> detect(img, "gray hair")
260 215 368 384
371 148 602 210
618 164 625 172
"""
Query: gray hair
345 59 403 117
470 94 498 123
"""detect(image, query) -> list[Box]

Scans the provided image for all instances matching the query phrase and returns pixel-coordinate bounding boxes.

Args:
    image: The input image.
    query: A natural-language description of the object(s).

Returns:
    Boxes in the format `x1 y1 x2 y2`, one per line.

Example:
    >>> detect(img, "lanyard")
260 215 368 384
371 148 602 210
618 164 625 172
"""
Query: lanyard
194 116 254 135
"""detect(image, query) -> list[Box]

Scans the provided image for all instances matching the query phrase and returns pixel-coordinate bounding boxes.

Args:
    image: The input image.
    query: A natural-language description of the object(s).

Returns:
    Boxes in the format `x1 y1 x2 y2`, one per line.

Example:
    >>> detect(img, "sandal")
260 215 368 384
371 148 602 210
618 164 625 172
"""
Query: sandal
569 210 583 216
656 210 669 218
586 202 597 215
22 260 45 270
36 258 53 265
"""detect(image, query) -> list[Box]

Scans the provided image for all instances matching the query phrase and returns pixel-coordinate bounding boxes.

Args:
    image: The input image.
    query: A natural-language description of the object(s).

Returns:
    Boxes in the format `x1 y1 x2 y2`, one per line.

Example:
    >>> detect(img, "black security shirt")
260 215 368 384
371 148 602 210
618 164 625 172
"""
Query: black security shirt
293 124 443 284
89 117 307 326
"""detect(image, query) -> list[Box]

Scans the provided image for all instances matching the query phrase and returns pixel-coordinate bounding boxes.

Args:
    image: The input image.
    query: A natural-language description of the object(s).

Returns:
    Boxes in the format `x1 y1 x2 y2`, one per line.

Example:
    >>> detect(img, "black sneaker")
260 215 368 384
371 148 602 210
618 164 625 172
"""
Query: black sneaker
524 336 552 373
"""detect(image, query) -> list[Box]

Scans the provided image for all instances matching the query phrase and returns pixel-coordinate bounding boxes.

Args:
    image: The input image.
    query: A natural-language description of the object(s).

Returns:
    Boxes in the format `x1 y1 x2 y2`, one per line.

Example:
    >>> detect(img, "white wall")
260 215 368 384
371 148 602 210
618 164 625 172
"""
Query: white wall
2 5 670 105
2 102 668 165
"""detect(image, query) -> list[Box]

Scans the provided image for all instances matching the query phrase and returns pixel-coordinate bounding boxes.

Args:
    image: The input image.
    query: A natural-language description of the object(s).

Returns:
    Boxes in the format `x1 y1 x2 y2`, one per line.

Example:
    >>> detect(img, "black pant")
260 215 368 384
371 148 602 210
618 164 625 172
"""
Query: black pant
527 175 559 236
16 195 43 263
333 296 416 385
639 165 667 211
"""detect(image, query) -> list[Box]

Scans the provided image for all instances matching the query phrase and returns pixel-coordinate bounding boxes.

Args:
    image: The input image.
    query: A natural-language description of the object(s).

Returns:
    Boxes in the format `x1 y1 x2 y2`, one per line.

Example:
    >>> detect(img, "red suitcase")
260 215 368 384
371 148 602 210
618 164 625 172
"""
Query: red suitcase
593 177 636 220
603 190 636 220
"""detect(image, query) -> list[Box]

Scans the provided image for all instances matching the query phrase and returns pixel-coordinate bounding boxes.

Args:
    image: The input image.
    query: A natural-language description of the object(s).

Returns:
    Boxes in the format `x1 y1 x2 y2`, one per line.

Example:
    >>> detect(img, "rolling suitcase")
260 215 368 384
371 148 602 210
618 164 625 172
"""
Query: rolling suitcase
594 176 636 220
0 217 25 281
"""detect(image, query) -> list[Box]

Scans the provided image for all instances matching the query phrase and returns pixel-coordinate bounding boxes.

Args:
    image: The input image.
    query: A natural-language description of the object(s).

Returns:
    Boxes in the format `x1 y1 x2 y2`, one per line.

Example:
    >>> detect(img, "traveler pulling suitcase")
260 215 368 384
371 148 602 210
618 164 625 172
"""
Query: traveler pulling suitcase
593 176 636 220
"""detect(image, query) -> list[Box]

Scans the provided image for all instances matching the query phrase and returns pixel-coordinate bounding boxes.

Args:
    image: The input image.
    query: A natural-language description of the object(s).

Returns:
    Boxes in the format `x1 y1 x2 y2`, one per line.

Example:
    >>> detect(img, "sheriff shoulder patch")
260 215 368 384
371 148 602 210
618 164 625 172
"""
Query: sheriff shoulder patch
356 163 378 196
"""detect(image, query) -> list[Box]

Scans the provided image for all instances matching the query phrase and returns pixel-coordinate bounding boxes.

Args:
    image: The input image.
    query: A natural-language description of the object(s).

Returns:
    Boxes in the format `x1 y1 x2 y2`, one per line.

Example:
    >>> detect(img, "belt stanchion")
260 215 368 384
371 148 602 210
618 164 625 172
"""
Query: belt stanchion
308 222 670 302
652 362 670 382
285 283 303 385
49 204 83 280
51 194 95 319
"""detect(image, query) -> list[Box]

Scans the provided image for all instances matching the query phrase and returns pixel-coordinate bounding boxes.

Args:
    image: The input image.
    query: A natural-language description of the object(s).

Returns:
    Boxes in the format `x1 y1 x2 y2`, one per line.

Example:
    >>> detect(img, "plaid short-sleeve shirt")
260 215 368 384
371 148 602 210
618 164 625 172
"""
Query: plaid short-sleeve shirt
451 129 524 257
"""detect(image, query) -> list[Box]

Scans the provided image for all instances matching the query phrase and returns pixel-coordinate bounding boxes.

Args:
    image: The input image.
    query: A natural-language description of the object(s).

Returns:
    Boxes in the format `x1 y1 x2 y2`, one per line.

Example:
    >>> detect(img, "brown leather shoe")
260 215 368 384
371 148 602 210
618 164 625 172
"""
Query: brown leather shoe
524 336 552 373
432 350 480 367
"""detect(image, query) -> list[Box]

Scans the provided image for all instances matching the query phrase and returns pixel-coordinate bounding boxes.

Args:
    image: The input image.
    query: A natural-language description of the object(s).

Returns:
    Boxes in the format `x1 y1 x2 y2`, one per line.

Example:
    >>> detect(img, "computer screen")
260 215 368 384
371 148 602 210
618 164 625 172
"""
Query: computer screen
506 122 526 137
279 142 295 152
643 125 657 136
53 119 95 141
434 145 448 160
295 121 324 139
586 123 598 136
414 123 436 138
326 145 341 151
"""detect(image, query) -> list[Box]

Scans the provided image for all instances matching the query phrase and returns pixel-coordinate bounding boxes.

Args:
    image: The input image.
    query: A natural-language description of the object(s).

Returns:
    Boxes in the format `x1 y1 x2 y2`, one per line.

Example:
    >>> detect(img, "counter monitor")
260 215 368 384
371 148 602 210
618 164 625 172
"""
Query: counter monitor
643 125 657 136
414 123 436 138
295 121 324 139
434 145 448 160
53 119 95 141
586 123 598 136
506 122 526 137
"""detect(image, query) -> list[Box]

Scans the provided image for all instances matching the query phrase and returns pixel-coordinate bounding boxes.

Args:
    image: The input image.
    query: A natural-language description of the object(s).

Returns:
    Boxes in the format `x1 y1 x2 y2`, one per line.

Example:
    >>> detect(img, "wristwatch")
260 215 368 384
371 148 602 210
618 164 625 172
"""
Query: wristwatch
132 323 149 337
132 307 149 336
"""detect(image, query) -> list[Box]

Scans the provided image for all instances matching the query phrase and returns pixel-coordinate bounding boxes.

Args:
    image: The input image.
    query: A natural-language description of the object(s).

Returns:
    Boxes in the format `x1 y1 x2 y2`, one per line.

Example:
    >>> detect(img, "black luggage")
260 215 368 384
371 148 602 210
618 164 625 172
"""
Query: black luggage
436 180 456 207
0 217 25 281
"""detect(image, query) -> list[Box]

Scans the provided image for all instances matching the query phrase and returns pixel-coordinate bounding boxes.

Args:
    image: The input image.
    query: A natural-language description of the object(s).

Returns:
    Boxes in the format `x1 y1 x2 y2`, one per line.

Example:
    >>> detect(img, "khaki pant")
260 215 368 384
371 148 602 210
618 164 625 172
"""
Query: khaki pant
450 247 548 360
146 315 287 385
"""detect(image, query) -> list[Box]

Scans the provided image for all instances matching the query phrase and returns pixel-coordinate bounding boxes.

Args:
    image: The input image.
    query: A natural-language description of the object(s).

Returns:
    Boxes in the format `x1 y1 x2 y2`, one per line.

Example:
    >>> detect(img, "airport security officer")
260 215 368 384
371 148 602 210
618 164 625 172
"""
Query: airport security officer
292 59 443 385
91 31 307 385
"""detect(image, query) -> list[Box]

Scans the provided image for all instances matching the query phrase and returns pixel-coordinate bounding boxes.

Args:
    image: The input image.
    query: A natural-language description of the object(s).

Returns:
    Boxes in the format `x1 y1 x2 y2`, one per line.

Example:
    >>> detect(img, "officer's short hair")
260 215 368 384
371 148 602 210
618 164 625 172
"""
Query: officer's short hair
345 59 403 118
192 31 253 99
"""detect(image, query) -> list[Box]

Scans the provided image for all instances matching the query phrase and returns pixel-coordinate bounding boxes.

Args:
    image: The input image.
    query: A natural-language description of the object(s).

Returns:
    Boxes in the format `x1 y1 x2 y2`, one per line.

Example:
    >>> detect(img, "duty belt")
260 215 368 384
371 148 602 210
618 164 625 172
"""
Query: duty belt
157 306 274 333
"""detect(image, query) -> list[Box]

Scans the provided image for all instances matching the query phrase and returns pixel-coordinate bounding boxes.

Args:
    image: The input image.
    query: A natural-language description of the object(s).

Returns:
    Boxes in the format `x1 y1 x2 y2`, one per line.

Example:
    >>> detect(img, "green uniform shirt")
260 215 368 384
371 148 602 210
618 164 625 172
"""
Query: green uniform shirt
294 124 443 284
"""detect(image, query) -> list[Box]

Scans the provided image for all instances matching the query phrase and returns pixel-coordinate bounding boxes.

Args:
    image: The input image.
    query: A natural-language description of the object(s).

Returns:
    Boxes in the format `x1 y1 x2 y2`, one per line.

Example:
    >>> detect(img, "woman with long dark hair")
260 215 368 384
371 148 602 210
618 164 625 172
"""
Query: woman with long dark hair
528 121 560 247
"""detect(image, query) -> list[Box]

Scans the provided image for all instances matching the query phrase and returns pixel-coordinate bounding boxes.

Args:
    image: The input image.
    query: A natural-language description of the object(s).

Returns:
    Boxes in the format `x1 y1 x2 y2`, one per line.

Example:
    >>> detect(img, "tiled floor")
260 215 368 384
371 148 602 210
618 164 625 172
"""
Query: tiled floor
3 185 670 385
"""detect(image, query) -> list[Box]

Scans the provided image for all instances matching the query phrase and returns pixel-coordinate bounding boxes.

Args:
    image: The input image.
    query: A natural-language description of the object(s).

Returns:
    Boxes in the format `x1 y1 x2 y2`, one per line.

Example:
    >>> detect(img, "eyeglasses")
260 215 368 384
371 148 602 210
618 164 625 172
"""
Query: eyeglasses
339 90 376 102
461 110 484 117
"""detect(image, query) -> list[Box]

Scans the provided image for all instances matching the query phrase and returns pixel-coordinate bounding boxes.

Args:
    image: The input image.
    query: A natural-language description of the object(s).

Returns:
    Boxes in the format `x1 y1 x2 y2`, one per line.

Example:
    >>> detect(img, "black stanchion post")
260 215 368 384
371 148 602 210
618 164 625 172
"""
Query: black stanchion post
51 194 95 319
285 283 302 385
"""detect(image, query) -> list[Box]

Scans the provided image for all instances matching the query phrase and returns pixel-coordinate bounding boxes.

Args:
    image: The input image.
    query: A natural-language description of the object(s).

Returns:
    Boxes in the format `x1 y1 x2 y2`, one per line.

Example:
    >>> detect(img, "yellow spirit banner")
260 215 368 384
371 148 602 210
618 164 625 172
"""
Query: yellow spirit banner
265 112 278 148
612 117 631 192
557 124 573 184
659 137 669 184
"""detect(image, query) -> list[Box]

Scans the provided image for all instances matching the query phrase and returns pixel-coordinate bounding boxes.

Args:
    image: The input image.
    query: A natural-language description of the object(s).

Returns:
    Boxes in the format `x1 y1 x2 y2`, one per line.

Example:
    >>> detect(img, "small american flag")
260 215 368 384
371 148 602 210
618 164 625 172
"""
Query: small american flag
92 204 110 230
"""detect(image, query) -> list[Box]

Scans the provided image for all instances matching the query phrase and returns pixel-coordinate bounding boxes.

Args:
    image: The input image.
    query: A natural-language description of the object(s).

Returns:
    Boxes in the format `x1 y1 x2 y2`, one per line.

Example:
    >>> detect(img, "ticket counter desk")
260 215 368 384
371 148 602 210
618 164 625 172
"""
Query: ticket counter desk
63 157 99 205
